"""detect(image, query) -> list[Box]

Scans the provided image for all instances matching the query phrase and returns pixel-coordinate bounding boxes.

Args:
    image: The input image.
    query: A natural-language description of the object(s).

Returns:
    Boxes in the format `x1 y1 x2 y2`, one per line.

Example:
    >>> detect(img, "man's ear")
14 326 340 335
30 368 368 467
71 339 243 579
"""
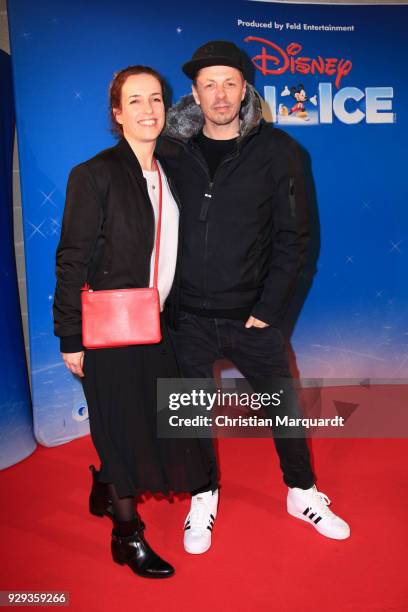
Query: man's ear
241 79 247 102
192 84 200 105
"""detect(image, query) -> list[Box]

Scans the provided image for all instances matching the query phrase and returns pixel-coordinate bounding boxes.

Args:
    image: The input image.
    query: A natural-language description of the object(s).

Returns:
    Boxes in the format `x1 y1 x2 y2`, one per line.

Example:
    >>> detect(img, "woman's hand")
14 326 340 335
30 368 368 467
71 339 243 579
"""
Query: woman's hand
61 351 85 378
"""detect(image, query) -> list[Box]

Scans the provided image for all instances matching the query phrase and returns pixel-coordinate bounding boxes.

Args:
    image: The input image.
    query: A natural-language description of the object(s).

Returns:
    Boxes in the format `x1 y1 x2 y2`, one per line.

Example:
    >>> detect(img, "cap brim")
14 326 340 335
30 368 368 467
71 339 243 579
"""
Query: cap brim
182 56 243 79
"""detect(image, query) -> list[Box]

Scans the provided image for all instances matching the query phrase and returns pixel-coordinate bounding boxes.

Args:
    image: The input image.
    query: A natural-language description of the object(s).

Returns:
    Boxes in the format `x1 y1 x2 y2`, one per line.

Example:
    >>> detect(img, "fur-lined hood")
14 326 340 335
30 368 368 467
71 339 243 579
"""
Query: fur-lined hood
164 83 262 142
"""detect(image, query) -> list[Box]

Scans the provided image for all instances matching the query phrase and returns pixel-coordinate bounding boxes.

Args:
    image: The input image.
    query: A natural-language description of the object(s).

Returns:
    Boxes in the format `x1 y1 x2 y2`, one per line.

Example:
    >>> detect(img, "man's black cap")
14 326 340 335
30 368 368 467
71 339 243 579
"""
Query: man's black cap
182 40 245 80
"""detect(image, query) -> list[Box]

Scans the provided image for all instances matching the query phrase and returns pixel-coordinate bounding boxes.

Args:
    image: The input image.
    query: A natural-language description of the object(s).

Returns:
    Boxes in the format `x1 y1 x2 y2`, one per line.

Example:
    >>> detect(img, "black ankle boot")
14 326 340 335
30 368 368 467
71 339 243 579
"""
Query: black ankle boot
89 465 113 518
111 516 175 579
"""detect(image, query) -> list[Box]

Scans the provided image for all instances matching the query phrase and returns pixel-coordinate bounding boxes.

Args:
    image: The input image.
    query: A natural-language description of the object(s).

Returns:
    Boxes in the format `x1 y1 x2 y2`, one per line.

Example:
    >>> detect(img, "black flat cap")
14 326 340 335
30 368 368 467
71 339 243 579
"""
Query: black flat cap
182 40 244 80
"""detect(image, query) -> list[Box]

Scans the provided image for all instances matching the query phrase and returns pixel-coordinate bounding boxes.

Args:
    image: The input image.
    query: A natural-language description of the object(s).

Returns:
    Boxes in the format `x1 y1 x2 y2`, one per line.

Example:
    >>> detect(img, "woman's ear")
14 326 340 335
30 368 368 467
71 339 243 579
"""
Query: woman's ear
113 107 123 125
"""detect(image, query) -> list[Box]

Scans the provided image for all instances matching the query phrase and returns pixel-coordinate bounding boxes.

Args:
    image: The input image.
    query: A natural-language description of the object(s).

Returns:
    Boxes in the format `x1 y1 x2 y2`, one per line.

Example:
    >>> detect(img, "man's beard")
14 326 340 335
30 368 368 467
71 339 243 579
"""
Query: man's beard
208 107 239 126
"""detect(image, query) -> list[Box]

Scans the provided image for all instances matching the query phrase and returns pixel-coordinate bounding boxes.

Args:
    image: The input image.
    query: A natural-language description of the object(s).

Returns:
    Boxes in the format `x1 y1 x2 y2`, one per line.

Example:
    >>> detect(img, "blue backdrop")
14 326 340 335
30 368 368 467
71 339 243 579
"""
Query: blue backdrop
7 0 408 446
0 48 36 468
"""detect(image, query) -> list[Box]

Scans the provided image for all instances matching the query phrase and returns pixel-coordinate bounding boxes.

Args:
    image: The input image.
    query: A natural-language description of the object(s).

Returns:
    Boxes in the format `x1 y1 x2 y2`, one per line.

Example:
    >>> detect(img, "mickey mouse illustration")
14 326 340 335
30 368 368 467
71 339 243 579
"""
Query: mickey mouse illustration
279 83 317 121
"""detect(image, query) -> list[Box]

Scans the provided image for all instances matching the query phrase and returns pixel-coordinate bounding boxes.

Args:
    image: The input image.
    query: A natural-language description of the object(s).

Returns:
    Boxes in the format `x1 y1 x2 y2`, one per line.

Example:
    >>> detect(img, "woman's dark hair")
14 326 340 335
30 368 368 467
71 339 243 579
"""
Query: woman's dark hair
109 65 166 137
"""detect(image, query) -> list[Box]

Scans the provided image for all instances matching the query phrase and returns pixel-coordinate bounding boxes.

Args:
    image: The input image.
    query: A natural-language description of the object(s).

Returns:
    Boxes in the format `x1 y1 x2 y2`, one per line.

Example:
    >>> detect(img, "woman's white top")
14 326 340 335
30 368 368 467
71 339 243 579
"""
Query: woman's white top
142 160 179 311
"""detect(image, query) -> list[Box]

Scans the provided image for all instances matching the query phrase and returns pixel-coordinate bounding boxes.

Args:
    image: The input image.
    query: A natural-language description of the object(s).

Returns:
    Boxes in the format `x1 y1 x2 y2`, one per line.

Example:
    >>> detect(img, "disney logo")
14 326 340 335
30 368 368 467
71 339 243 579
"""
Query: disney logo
244 36 352 89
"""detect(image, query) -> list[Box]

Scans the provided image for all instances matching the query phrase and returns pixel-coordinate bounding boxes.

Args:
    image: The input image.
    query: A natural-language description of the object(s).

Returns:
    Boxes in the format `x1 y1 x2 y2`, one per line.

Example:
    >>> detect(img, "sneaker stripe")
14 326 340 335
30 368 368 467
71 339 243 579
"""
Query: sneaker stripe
314 516 322 524
303 507 310 516
309 512 316 519
207 525 213 531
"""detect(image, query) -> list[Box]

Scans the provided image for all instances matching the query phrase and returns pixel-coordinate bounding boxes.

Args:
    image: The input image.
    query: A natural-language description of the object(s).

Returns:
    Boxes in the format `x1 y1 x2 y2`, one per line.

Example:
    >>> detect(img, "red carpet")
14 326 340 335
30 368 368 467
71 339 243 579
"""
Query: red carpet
1 436 407 611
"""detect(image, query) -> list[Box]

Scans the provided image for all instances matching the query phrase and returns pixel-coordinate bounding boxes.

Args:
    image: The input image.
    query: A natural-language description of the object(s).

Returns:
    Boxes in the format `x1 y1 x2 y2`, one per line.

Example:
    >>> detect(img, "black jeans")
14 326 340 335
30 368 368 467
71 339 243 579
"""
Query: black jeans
169 311 315 491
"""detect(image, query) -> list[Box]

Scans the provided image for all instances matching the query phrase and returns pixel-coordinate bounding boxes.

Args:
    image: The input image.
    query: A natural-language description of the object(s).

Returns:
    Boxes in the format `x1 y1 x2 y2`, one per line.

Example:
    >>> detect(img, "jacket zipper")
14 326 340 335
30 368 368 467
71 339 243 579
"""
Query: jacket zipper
189 142 241 308
164 135 242 309
289 176 296 218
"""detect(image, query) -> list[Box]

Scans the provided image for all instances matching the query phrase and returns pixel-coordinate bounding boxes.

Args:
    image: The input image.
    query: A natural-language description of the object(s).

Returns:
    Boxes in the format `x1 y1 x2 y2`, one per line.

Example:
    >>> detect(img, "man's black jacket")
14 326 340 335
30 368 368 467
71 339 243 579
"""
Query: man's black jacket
159 84 309 326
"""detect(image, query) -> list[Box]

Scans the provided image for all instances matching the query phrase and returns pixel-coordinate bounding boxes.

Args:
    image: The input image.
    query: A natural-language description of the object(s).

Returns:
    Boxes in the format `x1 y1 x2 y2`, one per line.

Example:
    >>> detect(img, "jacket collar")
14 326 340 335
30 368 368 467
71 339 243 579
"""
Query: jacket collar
163 83 262 144
113 136 162 174
113 136 182 210
113 137 146 178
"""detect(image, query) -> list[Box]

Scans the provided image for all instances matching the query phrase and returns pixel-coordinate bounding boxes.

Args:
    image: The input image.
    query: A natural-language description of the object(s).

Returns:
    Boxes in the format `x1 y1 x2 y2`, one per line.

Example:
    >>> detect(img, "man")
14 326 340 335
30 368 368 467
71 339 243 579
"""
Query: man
160 41 350 554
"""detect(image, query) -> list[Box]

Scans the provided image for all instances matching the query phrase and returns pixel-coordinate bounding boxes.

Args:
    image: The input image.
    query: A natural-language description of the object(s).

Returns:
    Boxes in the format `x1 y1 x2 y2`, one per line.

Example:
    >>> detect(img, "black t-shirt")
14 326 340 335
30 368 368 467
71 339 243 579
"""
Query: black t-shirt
195 131 238 180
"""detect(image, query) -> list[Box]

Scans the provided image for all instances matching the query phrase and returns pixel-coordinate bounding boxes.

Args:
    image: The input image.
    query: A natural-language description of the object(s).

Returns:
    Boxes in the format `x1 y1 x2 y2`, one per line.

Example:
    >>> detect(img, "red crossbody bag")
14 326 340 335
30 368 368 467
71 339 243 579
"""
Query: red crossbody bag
81 159 163 349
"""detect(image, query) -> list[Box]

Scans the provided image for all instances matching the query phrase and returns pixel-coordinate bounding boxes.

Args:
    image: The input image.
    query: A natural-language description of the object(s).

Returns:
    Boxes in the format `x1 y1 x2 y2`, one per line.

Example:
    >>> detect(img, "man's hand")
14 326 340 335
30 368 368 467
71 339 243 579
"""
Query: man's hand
61 351 85 378
245 316 270 329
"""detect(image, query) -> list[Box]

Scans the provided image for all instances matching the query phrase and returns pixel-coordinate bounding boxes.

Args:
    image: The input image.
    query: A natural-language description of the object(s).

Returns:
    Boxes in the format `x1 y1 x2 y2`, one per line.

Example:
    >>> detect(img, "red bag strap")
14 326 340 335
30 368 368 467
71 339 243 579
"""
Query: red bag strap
152 158 162 290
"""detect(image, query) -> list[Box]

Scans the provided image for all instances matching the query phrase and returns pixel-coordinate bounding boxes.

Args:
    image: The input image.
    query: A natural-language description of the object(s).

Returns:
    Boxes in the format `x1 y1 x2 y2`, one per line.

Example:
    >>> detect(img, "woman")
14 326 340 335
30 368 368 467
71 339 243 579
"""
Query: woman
53 66 212 578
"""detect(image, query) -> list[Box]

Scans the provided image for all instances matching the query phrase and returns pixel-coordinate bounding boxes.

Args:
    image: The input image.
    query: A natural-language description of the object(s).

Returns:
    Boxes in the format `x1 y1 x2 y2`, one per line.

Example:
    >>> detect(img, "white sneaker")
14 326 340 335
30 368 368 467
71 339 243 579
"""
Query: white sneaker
287 485 350 540
183 489 219 554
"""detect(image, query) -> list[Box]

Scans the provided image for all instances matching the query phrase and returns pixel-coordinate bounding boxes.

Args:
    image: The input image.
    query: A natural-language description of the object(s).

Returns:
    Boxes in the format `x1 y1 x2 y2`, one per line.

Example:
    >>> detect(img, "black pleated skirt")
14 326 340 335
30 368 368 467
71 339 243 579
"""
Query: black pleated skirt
81 317 212 498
